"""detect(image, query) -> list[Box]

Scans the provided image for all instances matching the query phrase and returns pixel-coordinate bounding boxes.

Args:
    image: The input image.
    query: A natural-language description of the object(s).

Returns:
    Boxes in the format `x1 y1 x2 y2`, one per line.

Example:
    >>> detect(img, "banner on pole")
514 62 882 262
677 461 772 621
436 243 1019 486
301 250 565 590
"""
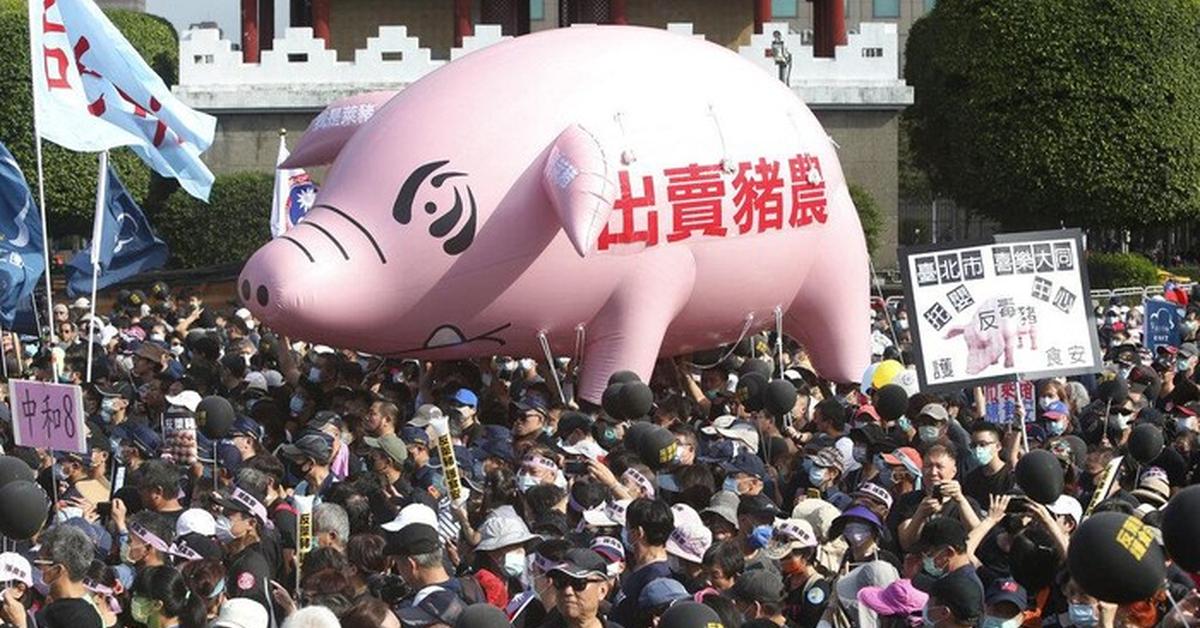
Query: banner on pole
9 379 85 453
899 229 1102 391
1144 299 1184 352
981 380 1035 424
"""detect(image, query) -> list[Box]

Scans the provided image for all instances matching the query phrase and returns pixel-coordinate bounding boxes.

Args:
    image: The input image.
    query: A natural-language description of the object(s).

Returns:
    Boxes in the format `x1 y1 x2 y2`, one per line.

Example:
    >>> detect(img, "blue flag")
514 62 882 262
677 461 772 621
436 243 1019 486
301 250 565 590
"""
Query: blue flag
1145 299 1183 351
0 142 47 327
65 165 168 297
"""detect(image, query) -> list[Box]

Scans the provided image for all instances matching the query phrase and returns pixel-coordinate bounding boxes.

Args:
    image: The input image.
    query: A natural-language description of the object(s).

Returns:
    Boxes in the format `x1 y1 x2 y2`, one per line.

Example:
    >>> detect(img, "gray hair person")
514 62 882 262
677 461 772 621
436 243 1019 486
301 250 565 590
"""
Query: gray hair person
314 503 350 550
1 525 103 628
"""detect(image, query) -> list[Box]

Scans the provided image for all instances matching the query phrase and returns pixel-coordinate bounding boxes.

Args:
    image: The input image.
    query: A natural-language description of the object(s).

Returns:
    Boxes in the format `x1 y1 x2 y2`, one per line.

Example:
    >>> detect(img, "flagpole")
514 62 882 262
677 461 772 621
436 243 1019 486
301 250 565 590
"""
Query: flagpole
85 151 109 383
26 1 56 348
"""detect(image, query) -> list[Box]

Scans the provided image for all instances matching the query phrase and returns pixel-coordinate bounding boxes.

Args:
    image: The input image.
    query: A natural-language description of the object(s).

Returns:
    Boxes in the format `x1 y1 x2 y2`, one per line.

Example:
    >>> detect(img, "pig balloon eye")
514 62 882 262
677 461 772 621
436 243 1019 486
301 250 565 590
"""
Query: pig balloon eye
392 160 478 256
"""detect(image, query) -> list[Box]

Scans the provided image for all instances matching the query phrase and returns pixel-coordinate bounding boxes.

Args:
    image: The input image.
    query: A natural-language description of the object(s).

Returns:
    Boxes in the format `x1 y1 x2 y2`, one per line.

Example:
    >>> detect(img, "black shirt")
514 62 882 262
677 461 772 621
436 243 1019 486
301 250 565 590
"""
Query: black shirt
962 464 1015 506
36 598 103 628
227 543 273 609
784 575 830 628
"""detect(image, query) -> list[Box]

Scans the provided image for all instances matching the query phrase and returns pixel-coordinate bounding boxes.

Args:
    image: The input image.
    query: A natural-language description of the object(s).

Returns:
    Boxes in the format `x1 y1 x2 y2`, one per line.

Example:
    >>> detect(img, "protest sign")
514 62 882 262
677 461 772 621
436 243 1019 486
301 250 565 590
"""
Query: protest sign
9 380 85 453
1144 299 1184 352
982 380 1036 423
430 415 462 501
900 230 1102 391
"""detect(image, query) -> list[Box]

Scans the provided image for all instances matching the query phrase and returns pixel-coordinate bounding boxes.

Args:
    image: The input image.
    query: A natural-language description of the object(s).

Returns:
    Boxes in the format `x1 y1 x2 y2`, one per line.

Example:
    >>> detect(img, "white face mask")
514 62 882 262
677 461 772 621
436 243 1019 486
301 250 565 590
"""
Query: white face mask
215 515 235 543
502 550 526 578
169 345 185 357
519 358 537 371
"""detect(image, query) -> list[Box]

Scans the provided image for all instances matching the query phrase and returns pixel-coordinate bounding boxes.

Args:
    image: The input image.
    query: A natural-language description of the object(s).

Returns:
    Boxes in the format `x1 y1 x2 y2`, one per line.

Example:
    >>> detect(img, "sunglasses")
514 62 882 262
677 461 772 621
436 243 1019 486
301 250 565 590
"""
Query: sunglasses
549 573 600 592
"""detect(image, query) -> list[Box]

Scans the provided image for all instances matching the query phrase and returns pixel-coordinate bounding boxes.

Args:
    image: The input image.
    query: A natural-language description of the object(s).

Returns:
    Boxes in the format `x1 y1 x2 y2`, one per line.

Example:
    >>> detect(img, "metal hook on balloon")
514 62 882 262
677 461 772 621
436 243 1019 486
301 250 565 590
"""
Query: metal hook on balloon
688 313 756 370
537 331 568 405
614 112 636 166
774 305 785 377
572 324 586 372
708 104 735 174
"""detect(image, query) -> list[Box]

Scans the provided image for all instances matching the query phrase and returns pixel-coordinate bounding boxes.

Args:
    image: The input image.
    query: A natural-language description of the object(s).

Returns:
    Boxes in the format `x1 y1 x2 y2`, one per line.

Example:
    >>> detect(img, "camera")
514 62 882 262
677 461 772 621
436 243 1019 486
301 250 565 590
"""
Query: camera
367 573 410 604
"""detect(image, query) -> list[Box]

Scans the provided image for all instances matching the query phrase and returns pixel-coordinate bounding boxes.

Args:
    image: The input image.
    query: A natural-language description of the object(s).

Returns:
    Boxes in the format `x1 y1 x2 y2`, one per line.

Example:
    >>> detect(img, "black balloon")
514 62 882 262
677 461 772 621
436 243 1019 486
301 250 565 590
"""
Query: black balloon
1009 526 1060 592
875 384 909 422
1068 512 1165 603
1096 378 1129 406
1128 424 1165 464
602 383 625 420
0 456 35 490
0 480 48 540
737 372 769 412
764 379 797 417
618 382 654 419
196 396 235 440
1015 449 1064 504
1162 485 1200 572
739 358 773 379
607 370 641 386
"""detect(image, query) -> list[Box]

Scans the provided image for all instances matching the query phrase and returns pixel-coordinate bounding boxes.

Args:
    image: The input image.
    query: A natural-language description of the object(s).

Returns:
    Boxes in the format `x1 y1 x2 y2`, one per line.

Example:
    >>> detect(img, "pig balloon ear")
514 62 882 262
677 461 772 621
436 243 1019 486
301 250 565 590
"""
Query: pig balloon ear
280 90 397 169
542 124 619 258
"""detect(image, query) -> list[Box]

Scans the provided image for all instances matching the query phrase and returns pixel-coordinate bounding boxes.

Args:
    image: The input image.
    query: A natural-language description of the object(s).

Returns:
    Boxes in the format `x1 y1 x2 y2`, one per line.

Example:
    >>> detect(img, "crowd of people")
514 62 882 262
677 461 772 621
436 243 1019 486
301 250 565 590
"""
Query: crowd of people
0 281 1193 628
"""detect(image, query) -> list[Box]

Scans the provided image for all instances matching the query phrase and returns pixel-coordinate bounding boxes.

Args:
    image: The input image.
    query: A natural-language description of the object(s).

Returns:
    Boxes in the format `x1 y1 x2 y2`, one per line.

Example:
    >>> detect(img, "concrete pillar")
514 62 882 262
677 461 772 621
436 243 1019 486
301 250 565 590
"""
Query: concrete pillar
241 0 259 62
753 0 771 34
312 0 330 46
454 0 473 47
259 0 275 51
610 0 627 25
830 0 846 46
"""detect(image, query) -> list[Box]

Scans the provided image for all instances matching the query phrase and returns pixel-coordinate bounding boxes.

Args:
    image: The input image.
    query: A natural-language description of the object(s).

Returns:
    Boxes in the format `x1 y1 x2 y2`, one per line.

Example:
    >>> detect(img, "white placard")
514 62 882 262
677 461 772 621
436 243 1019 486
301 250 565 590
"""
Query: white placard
900 230 1102 391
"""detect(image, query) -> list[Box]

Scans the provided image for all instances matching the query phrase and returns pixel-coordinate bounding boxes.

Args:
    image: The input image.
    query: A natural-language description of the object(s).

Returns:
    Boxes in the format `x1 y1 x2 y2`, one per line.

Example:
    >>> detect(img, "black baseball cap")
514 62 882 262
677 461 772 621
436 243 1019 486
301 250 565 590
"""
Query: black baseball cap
385 523 441 557
731 569 785 604
930 569 984 623
737 493 782 519
548 548 608 580
659 601 724 628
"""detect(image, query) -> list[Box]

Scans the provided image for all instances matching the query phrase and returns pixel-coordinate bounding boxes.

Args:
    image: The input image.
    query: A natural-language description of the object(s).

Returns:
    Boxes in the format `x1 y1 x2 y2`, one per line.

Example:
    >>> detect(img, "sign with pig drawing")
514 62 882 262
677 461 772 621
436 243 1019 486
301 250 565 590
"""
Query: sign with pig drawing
900 230 1102 392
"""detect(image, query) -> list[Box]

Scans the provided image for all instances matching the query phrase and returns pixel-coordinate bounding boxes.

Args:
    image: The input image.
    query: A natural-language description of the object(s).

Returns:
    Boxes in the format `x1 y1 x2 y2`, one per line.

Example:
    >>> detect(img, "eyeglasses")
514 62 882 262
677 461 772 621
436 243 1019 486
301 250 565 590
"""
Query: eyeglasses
549 573 599 592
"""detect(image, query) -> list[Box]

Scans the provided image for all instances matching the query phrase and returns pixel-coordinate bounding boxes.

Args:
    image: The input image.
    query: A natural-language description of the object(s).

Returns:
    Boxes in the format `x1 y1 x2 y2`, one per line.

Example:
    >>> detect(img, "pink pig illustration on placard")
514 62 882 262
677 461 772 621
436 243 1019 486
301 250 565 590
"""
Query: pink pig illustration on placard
945 297 1038 375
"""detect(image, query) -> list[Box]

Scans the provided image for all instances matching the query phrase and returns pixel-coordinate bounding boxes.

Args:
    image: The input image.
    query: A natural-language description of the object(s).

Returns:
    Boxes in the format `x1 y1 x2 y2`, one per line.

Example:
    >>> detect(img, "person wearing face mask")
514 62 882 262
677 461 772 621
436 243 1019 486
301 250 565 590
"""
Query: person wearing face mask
763 519 829 627
400 426 445 497
505 539 571 628
830 505 898 570
981 578 1028 628
802 447 850 509
735 494 784 578
279 432 338 502
472 507 539 609
212 484 274 611
720 452 767 497
962 422 1015 506
0 526 103 628
699 491 741 544
1166 343 1200 407
128 565 207 628
664 515 711 593
116 511 173 570
1040 401 1074 439
915 517 981 593
511 401 554 458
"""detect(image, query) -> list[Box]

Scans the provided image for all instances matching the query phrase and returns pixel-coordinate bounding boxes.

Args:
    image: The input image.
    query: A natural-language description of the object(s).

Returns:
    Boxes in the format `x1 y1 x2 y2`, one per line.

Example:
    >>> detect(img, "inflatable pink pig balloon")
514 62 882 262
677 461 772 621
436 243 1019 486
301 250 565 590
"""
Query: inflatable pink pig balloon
239 25 871 403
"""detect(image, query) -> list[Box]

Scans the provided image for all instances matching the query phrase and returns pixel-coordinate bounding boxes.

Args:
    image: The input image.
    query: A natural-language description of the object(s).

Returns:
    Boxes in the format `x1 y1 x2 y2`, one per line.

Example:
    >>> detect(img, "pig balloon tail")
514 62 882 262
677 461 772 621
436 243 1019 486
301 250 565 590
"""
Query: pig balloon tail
537 331 568 405
688 313 756 370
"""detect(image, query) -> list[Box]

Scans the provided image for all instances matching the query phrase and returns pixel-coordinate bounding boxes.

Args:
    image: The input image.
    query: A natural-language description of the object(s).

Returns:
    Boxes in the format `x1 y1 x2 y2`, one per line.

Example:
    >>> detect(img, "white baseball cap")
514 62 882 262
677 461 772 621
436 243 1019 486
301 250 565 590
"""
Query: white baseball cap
165 390 202 413
0 552 32 586
380 503 438 532
1047 495 1083 526
212 598 268 628
176 509 216 538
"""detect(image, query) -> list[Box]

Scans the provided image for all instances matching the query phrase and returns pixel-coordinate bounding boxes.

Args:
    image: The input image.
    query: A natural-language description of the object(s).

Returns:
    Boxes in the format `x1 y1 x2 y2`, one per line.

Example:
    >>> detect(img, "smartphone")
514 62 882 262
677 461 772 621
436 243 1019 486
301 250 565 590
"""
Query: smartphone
933 483 946 498
564 460 590 476
96 502 112 519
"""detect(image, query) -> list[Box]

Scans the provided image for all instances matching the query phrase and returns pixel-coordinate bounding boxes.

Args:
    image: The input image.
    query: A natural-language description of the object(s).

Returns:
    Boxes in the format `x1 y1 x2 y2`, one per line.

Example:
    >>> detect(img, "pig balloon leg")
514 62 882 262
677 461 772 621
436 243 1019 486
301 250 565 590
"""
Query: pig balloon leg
576 251 696 404
782 240 872 384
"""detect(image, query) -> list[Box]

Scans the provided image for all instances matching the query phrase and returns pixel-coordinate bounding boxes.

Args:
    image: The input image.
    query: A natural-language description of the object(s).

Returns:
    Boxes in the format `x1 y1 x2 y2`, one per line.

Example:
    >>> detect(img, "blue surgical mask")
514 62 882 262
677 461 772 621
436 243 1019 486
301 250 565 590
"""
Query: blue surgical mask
808 466 826 488
1068 603 1098 627
918 425 940 443
307 367 322 383
897 417 912 432
922 553 946 578
289 395 305 416
1046 420 1066 436
516 473 540 493
1178 359 1191 373
982 615 1021 628
502 550 526 578
748 525 773 549
972 445 994 467
722 477 741 495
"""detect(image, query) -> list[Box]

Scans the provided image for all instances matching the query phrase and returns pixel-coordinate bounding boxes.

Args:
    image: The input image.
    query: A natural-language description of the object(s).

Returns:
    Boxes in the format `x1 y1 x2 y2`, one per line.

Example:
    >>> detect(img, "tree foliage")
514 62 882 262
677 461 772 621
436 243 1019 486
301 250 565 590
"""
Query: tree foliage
904 0 1200 230
849 184 883 257
155 172 272 268
1086 252 1159 289
0 6 179 235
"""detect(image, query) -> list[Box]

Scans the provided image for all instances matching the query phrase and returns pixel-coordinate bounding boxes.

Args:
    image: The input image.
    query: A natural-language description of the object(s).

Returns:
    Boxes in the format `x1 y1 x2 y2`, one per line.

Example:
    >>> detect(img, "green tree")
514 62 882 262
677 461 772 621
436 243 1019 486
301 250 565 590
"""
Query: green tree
0 6 179 235
850 184 883 257
904 0 1200 230
155 172 271 268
